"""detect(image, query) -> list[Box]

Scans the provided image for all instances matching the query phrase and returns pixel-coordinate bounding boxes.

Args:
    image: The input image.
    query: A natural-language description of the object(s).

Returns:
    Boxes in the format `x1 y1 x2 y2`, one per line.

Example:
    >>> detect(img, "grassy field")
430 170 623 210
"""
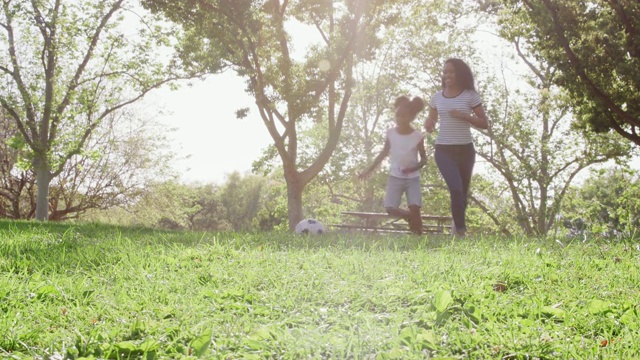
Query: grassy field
0 220 639 359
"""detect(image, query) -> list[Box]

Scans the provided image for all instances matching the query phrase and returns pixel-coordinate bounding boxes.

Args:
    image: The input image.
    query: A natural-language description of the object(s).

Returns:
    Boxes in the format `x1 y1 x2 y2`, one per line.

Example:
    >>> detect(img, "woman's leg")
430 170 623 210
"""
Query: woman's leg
459 145 476 218
435 146 467 232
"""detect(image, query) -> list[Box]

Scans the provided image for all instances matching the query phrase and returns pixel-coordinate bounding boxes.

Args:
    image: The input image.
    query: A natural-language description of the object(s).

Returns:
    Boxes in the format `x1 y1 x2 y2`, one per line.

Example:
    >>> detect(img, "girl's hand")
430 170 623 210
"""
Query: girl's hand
401 166 419 175
357 171 370 181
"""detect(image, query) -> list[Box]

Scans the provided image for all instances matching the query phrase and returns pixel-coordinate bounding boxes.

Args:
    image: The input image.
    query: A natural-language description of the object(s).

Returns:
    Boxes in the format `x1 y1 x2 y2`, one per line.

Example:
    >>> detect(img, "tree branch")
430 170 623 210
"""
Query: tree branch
537 0 640 133
2 1 39 143
55 0 125 123
607 0 639 58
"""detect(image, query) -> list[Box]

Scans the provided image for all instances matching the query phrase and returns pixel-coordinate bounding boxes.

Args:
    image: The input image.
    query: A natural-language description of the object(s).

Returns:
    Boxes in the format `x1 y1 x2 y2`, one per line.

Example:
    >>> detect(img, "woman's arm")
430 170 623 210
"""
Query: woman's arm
451 105 489 129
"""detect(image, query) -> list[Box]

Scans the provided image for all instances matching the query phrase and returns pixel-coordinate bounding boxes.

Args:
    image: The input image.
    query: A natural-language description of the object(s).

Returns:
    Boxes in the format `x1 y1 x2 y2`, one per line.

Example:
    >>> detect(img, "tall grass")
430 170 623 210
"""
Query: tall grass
0 219 638 359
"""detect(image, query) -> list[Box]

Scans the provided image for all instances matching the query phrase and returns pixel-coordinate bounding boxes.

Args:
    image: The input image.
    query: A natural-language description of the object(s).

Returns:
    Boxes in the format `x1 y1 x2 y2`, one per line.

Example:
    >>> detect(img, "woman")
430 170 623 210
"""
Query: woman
424 58 489 237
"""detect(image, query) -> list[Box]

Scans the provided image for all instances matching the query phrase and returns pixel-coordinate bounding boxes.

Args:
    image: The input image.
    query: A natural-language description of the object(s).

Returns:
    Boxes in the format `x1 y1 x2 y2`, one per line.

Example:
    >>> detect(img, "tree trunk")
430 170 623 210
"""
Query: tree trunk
34 160 51 221
286 174 304 231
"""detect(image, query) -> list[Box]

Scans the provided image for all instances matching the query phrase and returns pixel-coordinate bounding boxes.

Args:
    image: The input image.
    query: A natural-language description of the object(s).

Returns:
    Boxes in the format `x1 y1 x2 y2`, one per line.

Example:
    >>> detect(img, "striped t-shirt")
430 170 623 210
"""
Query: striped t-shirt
429 89 482 145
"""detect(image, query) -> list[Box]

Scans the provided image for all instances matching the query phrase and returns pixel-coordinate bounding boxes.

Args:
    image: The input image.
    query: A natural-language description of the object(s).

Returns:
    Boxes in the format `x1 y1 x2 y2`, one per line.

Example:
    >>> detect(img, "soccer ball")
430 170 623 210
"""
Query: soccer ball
295 218 325 235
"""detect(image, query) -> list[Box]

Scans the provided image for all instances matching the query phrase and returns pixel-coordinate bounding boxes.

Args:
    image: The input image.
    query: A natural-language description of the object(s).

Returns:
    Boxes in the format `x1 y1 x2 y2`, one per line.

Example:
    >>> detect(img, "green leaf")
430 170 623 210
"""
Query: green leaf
587 299 609 314
36 285 60 300
243 338 266 350
399 326 437 350
378 347 408 359
464 304 482 324
189 329 212 357
139 338 160 353
434 290 453 313
249 327 274 341
115 341 138 352
541 306 565 319
416 330 437 350
399 325 418 343
620 309 639 328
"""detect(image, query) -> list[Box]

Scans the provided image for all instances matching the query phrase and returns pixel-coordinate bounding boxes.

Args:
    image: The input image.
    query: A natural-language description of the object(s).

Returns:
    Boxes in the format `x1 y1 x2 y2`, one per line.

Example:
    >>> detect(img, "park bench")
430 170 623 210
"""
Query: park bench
332 211 452 235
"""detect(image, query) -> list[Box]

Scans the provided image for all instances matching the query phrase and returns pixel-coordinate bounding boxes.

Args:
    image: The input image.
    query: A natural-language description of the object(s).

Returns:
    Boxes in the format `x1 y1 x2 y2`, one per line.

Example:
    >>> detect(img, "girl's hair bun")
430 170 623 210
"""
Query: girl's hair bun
394 95 425 118
394 95 411 108
410 96 425 113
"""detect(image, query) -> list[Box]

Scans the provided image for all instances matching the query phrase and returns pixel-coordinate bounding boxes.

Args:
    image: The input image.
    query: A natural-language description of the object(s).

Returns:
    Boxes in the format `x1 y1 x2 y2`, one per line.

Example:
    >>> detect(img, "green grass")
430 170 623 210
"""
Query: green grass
1 219 639 359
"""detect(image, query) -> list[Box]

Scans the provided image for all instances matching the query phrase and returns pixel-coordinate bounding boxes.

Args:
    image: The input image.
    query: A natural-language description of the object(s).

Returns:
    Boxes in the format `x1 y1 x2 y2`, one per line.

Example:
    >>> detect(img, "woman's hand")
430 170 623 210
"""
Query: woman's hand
450 107 489 129
449 109 466 119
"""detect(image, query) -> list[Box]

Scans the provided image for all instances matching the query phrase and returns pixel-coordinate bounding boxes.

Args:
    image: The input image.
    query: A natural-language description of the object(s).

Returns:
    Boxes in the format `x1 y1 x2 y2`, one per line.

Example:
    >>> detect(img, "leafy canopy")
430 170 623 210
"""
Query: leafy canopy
495 0 640 145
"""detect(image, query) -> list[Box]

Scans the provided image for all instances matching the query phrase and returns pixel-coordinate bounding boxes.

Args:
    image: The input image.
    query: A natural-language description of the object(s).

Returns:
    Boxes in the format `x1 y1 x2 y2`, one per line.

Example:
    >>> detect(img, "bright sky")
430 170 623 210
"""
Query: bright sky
134 14 318 185
144 72 273 184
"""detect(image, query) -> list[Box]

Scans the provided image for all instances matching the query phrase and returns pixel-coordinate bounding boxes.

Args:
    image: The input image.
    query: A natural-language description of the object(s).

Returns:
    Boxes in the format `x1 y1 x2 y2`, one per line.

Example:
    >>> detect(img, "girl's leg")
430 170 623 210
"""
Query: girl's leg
384 176 403 210
385 175 410 219
386 206 411 219
408 205 422 234
435 146 467 232
406 176 423 234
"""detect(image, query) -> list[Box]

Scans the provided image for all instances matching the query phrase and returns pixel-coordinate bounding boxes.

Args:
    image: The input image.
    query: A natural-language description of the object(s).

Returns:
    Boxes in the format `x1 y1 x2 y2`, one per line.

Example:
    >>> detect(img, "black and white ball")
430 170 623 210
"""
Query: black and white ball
295 218 325 235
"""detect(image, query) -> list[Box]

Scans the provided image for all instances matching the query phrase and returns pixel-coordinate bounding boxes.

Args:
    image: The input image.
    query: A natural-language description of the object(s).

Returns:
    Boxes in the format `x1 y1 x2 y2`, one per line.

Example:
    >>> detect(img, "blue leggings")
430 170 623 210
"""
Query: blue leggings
434 144 475 231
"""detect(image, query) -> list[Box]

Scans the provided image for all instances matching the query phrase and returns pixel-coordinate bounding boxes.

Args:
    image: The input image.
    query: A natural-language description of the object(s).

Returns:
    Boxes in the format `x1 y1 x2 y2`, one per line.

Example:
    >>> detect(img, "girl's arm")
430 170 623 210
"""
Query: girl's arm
417 140 427 168
358 139 390 180
451 105 489 129
424 108 438 133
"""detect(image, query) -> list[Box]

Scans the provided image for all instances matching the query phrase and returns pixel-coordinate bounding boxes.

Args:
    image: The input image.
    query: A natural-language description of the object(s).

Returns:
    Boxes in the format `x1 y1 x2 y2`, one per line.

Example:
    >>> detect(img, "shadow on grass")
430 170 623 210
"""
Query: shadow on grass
0 219 190 273
0 218 582 268
0 218 476 251
0 218 163 238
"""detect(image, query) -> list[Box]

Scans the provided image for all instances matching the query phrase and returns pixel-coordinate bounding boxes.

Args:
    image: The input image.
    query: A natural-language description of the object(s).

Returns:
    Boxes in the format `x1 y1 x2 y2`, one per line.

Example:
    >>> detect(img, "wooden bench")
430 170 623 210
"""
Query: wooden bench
332 211 452 235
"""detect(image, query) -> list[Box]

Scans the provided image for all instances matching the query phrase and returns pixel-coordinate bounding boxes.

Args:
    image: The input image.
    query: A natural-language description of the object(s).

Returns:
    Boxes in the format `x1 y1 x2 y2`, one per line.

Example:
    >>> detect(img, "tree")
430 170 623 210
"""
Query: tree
0 0 200 220
141 0 403 230
563 167 640 237
472 45 632 236
49 108 179 220
1 105 179 220
109 180 204 229
0 108 36 219
493 0 640 145
218 172 269 231
187 183 230 231
89 172 285 232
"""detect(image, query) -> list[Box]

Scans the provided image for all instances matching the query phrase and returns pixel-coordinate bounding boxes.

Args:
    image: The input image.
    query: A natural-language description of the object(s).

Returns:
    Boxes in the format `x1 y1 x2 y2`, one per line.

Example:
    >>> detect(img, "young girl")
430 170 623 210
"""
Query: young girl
424 58 489 237
359 95 427 234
